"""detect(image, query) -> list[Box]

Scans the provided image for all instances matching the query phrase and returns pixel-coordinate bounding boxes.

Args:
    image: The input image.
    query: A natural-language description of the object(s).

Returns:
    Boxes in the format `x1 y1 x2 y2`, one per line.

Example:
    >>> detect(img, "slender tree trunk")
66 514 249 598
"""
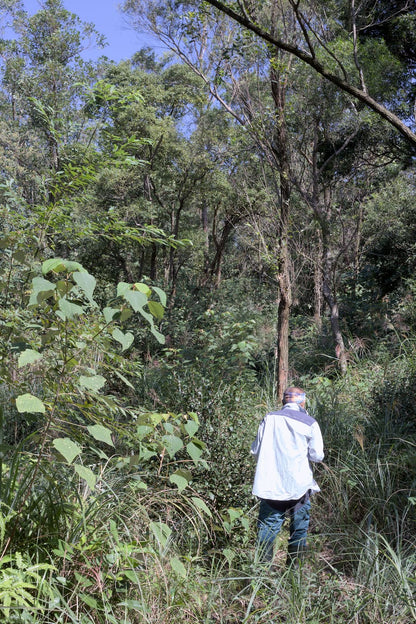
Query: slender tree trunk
313 230 323 330
310 120 346 370
322 243 348 374
210 217 234 288
270 59 292 400
149 244 157 280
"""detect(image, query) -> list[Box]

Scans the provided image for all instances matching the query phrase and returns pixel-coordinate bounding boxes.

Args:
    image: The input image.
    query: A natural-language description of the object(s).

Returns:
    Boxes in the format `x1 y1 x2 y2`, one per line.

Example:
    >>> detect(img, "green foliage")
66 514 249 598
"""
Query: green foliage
0 1 416 621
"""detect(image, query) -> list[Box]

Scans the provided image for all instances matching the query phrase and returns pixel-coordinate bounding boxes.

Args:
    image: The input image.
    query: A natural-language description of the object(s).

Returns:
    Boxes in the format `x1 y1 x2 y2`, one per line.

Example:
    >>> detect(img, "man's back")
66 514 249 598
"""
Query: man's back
251 404 324 500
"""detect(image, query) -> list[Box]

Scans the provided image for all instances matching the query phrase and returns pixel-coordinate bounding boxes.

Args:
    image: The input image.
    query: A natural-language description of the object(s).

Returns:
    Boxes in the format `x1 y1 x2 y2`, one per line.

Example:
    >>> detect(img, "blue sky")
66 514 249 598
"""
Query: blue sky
22 0 163 61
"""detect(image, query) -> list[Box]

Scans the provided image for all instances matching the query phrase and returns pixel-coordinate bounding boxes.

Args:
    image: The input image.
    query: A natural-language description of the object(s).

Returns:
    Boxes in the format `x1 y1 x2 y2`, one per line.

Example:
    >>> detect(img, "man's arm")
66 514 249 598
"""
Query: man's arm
308 421 324 462
250 419 265 458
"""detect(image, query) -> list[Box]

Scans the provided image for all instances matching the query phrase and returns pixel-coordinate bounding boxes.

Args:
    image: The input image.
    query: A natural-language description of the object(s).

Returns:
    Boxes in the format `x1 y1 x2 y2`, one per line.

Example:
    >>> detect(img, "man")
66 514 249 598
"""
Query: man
251 386 324 565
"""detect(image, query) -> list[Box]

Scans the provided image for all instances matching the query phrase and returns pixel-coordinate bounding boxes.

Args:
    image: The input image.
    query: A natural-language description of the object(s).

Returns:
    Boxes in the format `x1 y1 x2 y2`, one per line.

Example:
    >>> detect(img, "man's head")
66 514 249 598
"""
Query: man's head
283 386 306 407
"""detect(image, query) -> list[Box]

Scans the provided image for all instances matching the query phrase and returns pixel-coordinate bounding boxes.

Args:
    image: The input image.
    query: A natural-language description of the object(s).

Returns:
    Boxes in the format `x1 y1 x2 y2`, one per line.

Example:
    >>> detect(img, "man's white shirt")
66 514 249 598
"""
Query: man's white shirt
251 402 324 500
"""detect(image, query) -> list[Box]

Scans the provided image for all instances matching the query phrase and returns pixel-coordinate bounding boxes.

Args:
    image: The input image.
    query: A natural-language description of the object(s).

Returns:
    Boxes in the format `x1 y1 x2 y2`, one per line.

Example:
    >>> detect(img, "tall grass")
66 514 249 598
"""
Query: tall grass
2 360 416 622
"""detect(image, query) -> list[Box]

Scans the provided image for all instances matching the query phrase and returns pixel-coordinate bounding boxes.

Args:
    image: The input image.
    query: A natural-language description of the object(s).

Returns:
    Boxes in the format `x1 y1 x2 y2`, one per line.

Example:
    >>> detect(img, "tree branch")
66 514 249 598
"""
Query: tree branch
203 0 416 149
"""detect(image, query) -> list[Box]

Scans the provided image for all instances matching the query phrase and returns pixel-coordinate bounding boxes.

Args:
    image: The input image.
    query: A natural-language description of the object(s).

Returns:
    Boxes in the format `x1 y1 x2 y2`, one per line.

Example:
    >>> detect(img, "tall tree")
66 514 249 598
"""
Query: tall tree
122 0 310 396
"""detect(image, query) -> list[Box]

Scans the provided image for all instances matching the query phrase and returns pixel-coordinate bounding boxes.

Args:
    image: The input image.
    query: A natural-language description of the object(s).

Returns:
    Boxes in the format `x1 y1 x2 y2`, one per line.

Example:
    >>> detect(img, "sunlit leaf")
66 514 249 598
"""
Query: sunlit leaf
123 289 148 312
74 465 97 489
16 393 45 414
78 375 106 392
87 424 114 447
29 277 55 305
53 438 81 464
103 307 120 323
73 271 96 304
134 282 151 296
191 497 212 517
152 286 167 307
112 327 134 351
116 281 131 297
184 420 199 437
42 258 83 274
18 349 42 368
162 434 183 458
57 298 84 320
169 469 191 493
151 326 165 344
187 441 204 463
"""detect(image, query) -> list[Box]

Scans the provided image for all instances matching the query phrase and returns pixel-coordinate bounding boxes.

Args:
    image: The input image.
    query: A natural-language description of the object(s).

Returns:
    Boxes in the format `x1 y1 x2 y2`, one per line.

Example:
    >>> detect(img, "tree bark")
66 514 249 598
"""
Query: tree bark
270 56 292 400
322 257 348 375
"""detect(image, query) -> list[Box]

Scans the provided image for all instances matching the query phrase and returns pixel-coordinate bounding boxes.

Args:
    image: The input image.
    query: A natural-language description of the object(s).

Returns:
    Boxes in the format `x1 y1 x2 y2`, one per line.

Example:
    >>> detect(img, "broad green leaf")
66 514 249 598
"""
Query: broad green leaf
170 556 186 578
147 301 164 319
78 375 106 392
18 349 42 368
87 425 114 447
16 393 45 414
149 412 169 425
169 470 190 493
169 473 188 492
134 282 151 296
42 258 83 274
226 507 243 522
137 425 153 439
123 289 148 312
57 298 84 320
151 326 165 345
149 521 171 548
42 258 66 274
116 281 131 297
103 307 120 323
53 438 81 464
184 420 199 437
187 441 204 463
161 434 183 458
191 497 212 517
56 280 73 296
139 445 155 459
112 327 134 351
152 286 167 307
73 271 96 304
29 277 55 305
119 307 133 322
74 465 97 489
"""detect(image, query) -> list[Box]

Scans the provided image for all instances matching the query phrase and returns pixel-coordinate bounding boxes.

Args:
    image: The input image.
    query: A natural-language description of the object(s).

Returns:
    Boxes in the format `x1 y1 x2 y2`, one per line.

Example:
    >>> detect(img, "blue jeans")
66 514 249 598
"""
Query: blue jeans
257 498 311 562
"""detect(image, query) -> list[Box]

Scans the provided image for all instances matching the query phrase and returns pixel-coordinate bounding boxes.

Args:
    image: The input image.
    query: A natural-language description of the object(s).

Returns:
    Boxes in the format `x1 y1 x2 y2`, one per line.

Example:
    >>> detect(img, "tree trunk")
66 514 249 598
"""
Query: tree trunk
270 56 292 401
310 120 347 371
322 248 348 374
313 230 323 330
